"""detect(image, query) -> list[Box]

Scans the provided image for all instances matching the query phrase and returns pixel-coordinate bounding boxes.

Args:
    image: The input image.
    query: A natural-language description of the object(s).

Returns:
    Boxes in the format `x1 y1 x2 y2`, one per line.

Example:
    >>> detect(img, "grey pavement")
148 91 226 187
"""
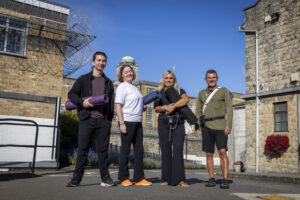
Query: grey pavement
217 170 300 184
1 168 300 200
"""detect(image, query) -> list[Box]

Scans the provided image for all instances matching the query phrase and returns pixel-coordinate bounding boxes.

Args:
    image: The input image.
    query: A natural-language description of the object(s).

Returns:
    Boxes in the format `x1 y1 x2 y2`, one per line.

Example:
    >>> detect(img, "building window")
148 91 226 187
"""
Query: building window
0 15 27 56
274 102 288 132
146 88 155 127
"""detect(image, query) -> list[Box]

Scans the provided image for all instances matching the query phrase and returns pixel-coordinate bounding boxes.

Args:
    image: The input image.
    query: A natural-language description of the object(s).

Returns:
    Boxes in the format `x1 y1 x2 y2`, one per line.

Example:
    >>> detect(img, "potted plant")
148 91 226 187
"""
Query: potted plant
233 161 243 172
264 135 289 158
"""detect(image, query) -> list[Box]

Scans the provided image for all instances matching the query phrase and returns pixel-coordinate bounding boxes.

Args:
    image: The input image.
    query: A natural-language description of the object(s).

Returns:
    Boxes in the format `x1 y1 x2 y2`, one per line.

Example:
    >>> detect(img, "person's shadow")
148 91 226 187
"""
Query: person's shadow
186 178 205 185
216 179 233 184
186 178 233 186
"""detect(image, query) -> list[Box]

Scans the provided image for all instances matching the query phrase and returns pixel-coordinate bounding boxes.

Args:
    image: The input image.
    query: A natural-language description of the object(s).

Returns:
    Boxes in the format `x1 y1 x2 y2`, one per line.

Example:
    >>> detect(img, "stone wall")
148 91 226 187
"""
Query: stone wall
243 0 300 173
244 0 300 94
109 124 205 157
245 94 298 173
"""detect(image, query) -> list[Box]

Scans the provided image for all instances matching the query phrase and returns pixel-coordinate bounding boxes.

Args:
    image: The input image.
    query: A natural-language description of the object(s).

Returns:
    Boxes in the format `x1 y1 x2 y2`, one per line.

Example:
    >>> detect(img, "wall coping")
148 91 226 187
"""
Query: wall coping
241 86 300 100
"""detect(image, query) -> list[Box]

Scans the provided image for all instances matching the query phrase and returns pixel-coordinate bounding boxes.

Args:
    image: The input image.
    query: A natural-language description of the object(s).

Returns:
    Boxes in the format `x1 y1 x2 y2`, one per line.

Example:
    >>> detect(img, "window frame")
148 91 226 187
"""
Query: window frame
145 87 156 128
0 14 28 57
273 101 288 132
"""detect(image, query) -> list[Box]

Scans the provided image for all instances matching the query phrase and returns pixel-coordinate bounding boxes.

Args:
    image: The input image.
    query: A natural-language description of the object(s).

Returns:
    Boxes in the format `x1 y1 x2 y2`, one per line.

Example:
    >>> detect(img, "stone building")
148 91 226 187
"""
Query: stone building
0 0 69 168
241 0 300 173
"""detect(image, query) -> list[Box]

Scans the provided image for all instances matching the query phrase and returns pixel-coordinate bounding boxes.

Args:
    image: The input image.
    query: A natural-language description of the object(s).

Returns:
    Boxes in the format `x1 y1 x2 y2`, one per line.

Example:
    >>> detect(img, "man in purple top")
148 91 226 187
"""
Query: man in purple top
66 51 115 187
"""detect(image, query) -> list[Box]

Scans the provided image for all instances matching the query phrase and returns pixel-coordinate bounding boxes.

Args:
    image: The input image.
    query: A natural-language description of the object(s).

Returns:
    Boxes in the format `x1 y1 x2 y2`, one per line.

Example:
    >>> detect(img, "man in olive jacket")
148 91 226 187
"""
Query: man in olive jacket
66 51 115 187
195 69 233 189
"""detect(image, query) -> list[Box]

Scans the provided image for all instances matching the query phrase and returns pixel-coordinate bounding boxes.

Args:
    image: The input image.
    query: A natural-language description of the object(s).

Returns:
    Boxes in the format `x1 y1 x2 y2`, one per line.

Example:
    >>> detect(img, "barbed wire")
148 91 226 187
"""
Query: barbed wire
0 8 95 76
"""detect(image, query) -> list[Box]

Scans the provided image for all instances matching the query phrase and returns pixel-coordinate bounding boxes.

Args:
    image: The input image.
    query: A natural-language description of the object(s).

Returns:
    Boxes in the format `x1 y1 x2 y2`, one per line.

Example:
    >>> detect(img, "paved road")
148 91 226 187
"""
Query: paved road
1 169 300 200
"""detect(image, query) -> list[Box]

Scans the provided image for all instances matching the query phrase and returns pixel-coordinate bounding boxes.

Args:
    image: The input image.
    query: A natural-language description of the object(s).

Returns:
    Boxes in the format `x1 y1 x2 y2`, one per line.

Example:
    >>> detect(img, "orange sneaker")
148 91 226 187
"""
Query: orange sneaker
121 179 133 187
135 179 152 186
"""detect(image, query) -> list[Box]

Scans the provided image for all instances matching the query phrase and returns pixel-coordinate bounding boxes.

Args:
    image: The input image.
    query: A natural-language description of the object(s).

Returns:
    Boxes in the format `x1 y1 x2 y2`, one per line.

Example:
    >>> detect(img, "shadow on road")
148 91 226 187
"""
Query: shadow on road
0 172 41 182
187 178 205 185
215 179 233 184
0 168 75 182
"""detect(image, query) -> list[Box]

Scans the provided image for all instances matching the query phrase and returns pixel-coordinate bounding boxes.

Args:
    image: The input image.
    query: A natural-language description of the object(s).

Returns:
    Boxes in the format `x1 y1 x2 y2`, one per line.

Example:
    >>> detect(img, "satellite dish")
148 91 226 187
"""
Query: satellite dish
63 9 96 76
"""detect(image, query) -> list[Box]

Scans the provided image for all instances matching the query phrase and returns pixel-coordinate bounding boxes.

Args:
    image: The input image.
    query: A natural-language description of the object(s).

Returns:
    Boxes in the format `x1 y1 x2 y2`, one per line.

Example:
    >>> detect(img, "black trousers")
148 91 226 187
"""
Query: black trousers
158 119 186 186
74 117 111 180
118 121 145 182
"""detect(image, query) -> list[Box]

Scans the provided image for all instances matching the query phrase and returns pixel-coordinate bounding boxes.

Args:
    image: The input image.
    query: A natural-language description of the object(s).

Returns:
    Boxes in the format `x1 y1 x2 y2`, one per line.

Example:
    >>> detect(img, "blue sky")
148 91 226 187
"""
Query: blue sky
52 0 257 97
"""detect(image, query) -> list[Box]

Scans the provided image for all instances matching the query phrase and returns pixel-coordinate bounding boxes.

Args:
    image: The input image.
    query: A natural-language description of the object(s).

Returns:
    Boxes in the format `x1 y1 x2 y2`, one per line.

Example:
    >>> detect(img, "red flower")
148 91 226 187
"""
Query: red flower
264 135 289 157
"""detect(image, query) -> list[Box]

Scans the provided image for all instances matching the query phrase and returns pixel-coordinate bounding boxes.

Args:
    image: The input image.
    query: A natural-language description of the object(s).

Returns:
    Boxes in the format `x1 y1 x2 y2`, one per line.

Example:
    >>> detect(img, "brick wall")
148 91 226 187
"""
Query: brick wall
0 8 65 119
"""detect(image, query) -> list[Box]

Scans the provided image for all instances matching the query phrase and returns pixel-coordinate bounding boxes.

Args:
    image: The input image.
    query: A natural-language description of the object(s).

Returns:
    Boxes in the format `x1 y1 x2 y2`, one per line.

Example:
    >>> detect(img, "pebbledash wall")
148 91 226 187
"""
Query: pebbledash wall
0 0 69 167
242 0 300 173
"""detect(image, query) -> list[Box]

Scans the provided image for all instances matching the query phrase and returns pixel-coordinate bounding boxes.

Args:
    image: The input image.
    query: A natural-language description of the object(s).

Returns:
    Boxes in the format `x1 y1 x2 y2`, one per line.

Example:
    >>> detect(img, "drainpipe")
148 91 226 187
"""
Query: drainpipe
297 94 300 173
239 26 259 173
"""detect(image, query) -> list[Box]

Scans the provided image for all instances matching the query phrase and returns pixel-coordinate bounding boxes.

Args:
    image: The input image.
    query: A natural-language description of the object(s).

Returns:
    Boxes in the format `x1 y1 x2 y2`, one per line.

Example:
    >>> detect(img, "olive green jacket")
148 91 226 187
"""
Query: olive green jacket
195 87 233 130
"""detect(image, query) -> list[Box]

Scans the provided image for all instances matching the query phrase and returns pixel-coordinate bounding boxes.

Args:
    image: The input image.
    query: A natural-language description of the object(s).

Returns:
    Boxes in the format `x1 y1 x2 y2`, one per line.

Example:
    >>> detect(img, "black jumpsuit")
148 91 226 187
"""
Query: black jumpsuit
154 88 186 186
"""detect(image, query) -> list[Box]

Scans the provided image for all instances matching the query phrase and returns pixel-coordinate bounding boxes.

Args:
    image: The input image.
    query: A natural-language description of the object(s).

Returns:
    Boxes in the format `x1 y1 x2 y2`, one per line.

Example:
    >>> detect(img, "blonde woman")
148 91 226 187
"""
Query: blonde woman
115 65 152 187
154 70 189 187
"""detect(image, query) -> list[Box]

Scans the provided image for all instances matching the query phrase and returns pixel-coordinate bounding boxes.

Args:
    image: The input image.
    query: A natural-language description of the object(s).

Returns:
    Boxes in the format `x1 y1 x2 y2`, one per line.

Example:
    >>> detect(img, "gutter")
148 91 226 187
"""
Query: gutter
239 26 259 173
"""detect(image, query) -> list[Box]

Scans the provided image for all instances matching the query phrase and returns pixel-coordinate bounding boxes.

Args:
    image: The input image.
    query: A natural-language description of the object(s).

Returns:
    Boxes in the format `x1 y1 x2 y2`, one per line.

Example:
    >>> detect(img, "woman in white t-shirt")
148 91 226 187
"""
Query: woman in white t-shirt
115 65 152 187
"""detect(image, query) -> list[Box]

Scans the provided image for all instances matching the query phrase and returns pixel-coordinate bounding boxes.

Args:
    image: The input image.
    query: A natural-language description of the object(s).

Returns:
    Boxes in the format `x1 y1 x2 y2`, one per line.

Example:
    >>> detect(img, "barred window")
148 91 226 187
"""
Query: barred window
274 102 288 132
0 15 27 56
146 88 155 127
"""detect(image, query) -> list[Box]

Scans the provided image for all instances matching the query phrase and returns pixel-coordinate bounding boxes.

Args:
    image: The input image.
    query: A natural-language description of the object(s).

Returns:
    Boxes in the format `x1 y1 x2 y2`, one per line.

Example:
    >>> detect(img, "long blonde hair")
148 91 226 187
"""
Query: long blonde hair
158 70 179 91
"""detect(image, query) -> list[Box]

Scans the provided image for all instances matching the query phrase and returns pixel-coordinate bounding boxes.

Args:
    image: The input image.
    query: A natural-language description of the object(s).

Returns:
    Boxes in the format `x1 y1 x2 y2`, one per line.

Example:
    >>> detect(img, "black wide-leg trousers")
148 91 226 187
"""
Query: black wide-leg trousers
158 120 186 186
118 121 145 182
74 117 111 180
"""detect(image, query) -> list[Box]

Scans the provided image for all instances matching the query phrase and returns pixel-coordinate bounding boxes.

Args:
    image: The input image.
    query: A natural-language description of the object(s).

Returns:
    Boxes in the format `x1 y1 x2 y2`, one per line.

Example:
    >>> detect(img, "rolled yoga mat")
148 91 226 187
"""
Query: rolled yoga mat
65 94 109 110
143 90 161 104
165 87 198 125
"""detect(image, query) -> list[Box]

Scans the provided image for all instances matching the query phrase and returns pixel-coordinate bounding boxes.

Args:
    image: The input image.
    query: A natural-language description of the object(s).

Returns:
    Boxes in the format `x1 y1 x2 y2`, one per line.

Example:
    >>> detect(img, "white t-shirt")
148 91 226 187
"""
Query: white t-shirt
115 82 143 122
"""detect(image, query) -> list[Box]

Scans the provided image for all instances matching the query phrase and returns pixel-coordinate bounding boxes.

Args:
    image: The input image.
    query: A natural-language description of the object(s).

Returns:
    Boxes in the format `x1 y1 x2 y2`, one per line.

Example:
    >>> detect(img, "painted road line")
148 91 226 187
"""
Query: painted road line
233 193 300 200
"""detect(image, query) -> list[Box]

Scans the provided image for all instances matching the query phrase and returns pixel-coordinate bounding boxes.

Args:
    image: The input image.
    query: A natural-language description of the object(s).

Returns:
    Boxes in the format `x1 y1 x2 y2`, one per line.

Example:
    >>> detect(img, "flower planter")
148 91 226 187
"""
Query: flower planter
264 135 289 158
233 164 241 172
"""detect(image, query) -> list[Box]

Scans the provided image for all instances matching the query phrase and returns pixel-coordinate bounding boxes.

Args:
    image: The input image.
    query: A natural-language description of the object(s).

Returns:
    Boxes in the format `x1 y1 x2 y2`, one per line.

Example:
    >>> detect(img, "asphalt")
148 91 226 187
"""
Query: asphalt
2 166 300 184
1 168 300 200
217 171 300 184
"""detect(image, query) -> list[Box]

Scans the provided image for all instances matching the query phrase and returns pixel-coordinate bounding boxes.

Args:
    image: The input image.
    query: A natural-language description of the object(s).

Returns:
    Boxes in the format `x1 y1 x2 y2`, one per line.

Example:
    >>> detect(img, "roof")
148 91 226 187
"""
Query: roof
13 0 70 15
243 0 261 11
139 80 159 87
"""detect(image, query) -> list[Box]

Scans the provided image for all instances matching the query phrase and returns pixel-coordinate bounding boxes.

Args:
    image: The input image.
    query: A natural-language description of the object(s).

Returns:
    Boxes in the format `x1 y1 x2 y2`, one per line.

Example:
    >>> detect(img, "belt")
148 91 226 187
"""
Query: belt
205 116 224 121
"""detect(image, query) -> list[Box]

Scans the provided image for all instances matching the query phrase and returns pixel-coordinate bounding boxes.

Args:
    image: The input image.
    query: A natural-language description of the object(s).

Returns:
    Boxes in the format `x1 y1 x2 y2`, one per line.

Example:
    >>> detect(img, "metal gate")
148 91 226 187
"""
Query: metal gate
0 92 61 173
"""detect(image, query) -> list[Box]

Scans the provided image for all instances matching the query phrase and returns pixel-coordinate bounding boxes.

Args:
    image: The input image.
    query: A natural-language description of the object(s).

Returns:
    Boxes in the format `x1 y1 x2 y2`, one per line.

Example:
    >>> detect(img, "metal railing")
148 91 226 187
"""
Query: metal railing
0 118 59 173
109 144 202 164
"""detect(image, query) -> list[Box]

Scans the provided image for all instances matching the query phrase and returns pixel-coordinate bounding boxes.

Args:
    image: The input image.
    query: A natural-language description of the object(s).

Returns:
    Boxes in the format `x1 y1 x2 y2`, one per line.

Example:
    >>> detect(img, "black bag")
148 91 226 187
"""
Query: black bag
164 87 198 125
200 115 205 127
